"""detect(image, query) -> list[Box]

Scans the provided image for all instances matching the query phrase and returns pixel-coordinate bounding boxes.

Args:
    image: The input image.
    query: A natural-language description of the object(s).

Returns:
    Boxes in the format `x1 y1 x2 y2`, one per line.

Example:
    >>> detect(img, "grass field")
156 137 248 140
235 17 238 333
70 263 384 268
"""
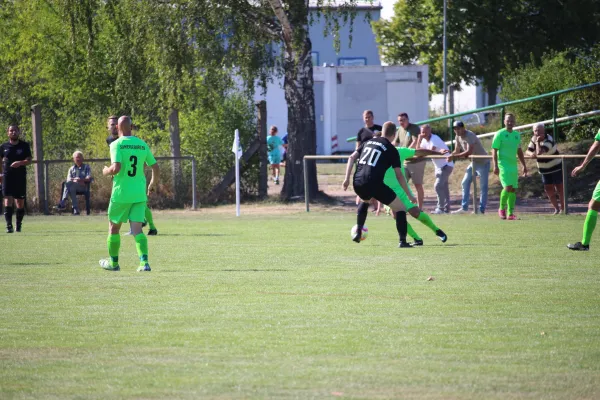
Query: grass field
1 207 600 399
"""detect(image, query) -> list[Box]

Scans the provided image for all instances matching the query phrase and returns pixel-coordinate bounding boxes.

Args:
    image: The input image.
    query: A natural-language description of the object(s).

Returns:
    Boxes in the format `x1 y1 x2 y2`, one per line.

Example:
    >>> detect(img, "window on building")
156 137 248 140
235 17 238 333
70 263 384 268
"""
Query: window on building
338 57 367 66
311 52 319 67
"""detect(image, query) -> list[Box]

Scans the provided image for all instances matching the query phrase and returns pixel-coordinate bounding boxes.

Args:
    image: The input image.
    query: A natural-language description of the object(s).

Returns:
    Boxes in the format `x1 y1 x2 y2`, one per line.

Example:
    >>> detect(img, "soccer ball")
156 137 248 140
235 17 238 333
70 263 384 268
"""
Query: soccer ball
350 224 368 241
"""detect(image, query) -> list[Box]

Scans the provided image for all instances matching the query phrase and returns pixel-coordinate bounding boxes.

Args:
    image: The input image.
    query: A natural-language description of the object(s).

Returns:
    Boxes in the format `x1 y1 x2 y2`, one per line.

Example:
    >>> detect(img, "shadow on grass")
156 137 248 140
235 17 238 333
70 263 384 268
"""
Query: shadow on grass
9 262 62 266
218 269 289 272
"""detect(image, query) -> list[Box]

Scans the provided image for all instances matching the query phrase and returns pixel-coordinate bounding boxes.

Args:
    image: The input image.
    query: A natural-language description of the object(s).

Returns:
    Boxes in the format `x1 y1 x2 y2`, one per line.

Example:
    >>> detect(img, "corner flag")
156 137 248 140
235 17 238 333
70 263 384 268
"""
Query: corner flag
232 129 243 160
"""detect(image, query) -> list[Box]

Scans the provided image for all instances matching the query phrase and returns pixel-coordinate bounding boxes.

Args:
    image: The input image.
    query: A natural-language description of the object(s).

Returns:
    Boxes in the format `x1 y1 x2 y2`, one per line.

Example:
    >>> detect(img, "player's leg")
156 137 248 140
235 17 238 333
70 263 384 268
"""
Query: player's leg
498 166 515 219
506 185 517 219
353 199 370 243
145 206 158 235
3 195 14 233
568 182 600 250
14 197 25 232
407 205 447 243
378 186 411 248
555 183 565 213
130 202 151 271
389 206 422 244
101 202 127 271
273 163 280 184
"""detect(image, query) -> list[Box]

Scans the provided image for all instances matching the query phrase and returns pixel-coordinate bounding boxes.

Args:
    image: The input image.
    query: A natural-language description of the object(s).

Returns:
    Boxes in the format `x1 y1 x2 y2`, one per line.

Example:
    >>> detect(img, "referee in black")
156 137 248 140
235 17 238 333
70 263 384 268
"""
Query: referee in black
343 121 416 247
1 125 32 233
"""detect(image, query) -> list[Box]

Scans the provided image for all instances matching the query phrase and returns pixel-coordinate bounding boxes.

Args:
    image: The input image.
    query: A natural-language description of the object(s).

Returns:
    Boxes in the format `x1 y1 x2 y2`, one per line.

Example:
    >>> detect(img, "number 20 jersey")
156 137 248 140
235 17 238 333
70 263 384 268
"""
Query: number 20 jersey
353 137 402 186
109 136 157 203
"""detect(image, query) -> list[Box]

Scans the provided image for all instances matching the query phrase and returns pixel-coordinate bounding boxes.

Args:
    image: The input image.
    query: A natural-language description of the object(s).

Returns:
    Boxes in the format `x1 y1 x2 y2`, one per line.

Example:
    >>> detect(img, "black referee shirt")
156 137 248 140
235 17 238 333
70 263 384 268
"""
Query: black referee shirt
1 140 32 179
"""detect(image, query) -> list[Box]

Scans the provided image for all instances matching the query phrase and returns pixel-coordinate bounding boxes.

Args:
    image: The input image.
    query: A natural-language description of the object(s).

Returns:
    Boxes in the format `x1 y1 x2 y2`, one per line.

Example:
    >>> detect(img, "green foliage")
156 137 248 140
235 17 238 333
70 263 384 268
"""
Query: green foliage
374 0 600 103
500 48 600 141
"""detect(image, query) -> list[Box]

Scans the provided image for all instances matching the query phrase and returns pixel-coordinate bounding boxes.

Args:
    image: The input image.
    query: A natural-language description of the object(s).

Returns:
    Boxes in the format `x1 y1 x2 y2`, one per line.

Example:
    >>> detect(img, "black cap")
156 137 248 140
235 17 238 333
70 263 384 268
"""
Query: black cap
453 120 464 128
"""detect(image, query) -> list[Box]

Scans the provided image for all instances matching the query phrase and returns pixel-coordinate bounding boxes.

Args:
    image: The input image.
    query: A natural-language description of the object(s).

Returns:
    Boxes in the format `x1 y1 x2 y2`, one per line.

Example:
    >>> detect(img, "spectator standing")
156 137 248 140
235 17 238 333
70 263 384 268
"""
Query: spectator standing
492 113 528 220
355 110 382 149
396 113 425 209
0 125 32 233
57 151 92 215
526 123 564 214
417 124 454 214
449 121 490 214
267 125 284 185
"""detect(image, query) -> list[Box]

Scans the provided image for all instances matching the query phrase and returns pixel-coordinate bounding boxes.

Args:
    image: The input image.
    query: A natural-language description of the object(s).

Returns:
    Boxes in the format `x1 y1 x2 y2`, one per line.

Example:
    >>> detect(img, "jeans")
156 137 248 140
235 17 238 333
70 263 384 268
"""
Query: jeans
61 181 87 211
434 165 454 212
461 161 490 212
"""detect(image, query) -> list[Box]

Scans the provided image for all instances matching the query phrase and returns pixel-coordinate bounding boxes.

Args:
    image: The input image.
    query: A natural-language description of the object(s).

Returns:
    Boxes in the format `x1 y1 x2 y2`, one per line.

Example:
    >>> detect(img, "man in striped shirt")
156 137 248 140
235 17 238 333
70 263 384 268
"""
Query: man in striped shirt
526 123 564 214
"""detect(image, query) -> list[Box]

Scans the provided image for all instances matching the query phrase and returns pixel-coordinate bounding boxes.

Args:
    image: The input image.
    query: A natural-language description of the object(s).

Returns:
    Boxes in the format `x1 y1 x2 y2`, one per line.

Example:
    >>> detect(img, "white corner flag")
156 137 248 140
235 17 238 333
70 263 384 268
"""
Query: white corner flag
232 129 242 216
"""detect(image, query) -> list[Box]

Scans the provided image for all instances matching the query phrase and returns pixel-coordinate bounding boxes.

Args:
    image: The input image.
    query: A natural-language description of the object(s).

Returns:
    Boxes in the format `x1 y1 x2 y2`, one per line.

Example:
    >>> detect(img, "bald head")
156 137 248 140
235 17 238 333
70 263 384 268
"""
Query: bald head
118 116 132 137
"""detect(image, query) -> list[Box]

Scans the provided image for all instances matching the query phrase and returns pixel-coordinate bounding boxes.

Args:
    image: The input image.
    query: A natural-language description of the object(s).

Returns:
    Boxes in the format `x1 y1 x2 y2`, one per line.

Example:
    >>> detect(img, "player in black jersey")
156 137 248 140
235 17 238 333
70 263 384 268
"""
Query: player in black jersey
0 125 32 233
106 115 119 146
343 122 416 247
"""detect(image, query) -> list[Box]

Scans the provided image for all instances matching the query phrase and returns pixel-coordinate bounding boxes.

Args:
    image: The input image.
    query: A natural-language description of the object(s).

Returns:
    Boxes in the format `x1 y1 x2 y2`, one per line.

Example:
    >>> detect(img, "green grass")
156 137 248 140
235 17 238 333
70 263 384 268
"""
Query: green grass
1 209 600 399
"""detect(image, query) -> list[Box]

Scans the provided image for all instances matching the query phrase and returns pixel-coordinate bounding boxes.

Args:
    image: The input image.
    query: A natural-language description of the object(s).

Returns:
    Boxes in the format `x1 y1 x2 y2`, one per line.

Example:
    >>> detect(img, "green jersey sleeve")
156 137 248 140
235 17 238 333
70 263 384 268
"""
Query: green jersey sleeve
595 129 600 141
146 147 157 167
399 147 416 161
110 140 121 164
491 130 503 150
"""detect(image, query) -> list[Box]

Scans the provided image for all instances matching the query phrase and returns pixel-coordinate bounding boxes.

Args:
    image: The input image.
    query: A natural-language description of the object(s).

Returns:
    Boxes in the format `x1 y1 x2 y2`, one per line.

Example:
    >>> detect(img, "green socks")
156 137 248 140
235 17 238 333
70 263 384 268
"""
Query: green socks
507 192 517 215
107 234 120 266
500 189 509 211
134 233 149 266
407 223 421 241
145 207 156 230
417 212 439 233
582 210 598 246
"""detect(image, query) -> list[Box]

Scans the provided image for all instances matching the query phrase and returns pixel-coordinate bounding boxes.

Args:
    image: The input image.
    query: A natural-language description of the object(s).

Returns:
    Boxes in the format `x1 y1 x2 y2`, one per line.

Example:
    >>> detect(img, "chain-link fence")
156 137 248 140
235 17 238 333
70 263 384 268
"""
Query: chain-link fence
22 156 197 214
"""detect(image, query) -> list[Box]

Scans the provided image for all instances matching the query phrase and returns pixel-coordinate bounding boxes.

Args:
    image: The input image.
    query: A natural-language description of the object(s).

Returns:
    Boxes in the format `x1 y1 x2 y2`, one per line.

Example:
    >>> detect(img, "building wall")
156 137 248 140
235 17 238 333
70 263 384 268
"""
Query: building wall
308 8 382 67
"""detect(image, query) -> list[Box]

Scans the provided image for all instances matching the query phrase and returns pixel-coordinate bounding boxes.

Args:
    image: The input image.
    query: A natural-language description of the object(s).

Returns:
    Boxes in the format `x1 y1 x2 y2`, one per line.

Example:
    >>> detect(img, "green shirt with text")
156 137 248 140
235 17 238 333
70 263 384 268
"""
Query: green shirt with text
109 136 157 203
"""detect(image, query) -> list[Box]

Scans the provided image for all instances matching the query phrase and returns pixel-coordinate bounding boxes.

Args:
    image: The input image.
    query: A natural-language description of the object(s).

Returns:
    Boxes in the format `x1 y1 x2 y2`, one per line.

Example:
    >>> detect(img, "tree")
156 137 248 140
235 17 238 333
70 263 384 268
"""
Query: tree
374 0 600 106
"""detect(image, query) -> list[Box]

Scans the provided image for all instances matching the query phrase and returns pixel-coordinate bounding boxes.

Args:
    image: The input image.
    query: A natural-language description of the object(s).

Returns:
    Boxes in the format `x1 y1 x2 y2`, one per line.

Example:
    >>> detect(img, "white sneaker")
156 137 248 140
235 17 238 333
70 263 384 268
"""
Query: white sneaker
451 208 467 214
431 209 445 214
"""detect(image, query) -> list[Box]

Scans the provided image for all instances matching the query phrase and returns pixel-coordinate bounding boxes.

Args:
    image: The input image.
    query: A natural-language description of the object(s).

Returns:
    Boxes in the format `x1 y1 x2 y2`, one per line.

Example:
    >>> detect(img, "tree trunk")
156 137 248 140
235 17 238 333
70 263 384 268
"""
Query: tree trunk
169 108 183 205
281 36 318 200
486 80 498 106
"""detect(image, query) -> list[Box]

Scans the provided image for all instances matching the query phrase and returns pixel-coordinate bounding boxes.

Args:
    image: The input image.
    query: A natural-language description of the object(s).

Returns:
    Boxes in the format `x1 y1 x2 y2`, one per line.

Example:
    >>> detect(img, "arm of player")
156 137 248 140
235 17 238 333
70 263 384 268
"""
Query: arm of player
517 148 528 177
342 151 359 190
103 162 121 176
572 141 600 177
11 156 32 168
393 167 416 203
148 163 160 196
492 148 499 175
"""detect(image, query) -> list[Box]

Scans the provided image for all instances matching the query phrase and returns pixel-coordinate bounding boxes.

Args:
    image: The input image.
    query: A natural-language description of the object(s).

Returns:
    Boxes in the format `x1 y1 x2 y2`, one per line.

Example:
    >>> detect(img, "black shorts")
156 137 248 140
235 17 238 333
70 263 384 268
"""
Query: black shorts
2 175 26 199
541 170 563 185
353 181 396 205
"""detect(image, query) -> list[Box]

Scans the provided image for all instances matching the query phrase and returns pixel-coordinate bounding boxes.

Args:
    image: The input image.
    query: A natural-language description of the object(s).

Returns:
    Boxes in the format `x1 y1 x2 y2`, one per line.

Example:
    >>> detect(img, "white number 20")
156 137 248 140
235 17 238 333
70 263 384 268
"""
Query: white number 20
358 147 382 166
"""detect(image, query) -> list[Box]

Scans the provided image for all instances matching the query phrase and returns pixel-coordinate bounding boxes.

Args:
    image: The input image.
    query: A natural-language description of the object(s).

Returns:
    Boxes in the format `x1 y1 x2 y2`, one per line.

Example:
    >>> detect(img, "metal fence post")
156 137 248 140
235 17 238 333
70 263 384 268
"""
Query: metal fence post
562 157 568 215
501 107 506 128
304 157 310 212
552 95 558 140
472 157 478 214
44 160 50 215
191 156 197 210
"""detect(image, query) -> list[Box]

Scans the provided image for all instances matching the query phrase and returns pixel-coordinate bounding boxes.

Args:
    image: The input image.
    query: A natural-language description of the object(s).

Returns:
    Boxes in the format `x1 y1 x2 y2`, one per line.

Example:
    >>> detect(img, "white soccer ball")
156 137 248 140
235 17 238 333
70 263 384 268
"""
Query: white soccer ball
350 224 368 241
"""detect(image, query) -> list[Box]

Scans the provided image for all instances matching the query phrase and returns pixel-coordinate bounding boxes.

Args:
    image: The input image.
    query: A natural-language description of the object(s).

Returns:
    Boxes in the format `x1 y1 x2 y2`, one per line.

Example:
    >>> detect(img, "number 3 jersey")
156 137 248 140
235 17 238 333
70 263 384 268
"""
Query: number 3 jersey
353 136 402 186
109 136 157 203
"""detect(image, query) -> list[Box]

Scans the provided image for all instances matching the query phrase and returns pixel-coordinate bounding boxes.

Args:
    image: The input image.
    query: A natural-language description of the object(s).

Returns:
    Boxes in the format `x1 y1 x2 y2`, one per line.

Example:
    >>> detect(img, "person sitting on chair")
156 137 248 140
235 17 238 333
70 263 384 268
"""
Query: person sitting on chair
57 151 92 215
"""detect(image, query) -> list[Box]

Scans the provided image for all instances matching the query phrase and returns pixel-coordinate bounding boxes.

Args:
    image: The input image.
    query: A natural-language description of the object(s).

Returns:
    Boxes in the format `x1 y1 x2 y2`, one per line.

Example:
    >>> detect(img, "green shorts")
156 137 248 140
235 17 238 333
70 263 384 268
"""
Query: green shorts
499 165 518 188
393 188 417 212
593 181 600 202
108 201 147 224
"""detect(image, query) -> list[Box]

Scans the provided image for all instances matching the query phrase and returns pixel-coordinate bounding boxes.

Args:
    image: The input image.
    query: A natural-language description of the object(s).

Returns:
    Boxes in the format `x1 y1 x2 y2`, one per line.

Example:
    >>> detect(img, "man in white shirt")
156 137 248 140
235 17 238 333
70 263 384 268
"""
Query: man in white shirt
417 124 454 213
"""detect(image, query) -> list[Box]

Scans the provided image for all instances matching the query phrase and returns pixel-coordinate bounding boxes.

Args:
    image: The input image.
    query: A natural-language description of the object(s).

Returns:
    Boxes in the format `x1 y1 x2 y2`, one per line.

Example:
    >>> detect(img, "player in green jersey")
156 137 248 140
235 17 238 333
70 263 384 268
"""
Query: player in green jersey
99 116 160 272
567 128 600 251
382 144 448 246
491 113 528 220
